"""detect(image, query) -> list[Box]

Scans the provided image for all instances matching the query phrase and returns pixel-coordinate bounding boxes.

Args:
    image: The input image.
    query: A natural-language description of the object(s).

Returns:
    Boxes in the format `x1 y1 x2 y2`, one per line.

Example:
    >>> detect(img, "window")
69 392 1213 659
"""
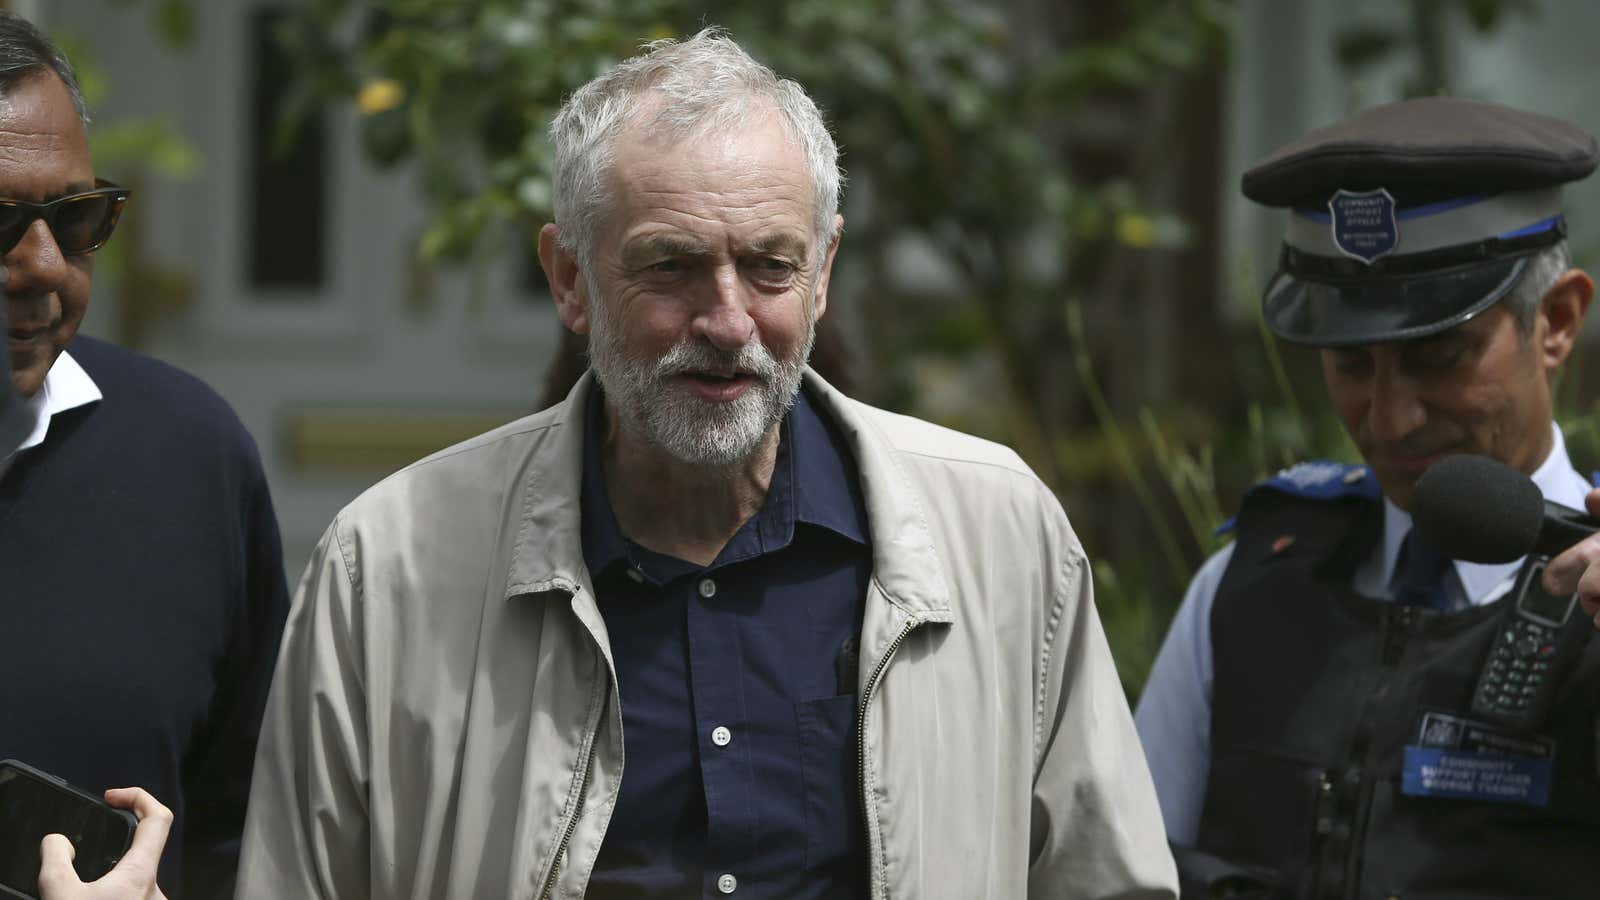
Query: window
246 6 326 290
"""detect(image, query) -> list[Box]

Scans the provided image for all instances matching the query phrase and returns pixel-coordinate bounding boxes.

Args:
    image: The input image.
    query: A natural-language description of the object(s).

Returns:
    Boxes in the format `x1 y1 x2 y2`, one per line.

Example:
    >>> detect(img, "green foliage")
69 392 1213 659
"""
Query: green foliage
88 119 199 178
1095 559 1166 700
271 1 1227 276
1066 296 1192 589
53 15 199 178
101 0 197 49
52 7 202 310
153 0 196 47
1070 265 1360 698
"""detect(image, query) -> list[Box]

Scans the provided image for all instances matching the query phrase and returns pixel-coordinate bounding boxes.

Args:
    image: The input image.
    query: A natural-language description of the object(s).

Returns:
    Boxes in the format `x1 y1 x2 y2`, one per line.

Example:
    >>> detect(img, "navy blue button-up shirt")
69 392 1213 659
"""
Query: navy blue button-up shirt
583 384 872 899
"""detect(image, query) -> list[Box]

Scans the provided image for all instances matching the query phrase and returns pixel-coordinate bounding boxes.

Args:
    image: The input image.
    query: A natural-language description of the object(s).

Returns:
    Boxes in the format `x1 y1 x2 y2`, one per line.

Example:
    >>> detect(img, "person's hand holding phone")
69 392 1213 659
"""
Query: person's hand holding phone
36 789 169 900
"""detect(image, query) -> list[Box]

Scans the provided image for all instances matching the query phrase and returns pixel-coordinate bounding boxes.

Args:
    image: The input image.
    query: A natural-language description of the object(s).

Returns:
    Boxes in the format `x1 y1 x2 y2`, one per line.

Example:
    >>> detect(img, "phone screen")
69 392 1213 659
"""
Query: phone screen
1517 559 1577 627
0 763 132 897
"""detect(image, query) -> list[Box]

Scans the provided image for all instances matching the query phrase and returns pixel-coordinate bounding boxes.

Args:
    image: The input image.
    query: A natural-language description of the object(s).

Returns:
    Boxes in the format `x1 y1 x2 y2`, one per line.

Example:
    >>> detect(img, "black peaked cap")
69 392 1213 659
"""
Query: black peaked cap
1243 96 1599 207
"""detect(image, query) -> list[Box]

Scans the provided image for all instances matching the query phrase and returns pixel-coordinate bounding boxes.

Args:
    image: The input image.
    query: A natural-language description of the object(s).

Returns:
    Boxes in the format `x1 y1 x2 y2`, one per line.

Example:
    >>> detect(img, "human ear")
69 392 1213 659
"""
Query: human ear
810 214 844 322
1538 268 1594 370
539 224 590 335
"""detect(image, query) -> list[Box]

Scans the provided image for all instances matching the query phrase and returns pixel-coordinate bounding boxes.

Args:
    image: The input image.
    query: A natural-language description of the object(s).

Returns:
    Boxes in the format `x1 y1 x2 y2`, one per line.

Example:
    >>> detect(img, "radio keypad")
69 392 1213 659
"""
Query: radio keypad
1475 618 1558 716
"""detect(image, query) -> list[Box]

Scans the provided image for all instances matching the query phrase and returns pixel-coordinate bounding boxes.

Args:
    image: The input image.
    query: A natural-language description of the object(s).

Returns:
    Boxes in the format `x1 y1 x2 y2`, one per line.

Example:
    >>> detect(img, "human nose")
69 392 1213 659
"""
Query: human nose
1366 357 1426 444
691 265 755 351
4 218 68 297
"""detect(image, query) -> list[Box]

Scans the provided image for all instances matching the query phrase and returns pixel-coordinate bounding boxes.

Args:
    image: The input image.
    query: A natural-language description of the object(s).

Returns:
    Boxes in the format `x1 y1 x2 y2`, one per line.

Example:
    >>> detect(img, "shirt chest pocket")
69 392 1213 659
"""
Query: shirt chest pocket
796 692 866 874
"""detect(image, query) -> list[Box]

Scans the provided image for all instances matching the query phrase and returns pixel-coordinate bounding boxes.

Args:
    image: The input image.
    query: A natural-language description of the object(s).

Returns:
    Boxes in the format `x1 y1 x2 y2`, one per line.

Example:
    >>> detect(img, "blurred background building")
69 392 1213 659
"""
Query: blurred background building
24 0 1600 694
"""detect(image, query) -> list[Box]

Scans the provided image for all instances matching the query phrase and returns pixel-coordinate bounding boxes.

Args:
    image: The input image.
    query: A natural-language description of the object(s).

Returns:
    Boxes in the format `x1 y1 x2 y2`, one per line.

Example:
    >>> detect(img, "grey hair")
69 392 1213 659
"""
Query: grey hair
1502 240 1573 332
0 12 87 127
549 27 841 269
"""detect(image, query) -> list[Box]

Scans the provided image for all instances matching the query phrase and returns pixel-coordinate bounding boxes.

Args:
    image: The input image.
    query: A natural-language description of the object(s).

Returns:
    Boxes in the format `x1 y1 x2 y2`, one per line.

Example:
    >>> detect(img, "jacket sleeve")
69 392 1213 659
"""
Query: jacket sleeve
179 460 292 898
234 519 373 900
1028 547 1179 899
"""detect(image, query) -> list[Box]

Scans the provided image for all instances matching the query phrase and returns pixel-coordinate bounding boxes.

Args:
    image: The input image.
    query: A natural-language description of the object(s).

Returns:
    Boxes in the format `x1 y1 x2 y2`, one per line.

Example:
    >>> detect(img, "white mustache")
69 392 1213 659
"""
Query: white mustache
652 340 781 382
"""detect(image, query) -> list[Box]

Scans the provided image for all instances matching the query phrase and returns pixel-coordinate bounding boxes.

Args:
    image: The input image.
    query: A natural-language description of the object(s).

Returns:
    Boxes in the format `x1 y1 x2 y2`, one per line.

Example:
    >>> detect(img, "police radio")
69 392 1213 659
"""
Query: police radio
1412 456 1600 732
1469 556 1590 732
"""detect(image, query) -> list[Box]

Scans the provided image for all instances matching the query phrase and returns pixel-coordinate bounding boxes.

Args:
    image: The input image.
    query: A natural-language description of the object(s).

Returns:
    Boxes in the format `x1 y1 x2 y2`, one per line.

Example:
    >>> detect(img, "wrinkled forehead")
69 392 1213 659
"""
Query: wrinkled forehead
612 90 803 171
0 71 93 199
600 108 814 223
0 69 83 130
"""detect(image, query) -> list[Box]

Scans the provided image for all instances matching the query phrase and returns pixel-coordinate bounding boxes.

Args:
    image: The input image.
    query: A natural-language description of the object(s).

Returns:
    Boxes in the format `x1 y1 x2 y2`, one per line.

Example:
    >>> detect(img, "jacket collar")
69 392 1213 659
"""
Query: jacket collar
503 369 952 621
503 372 596 603
798 371 952 619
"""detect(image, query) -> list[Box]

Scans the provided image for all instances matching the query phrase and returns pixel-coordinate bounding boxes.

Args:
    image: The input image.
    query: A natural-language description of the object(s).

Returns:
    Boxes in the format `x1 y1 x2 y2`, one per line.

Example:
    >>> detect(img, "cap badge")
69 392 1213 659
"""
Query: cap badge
1329 188 1399 264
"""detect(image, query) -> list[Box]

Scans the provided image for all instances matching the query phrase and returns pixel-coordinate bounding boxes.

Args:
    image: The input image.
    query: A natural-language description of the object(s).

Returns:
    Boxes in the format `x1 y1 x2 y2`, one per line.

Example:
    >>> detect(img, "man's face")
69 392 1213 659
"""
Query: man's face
2 72 94 399
1320 304 1553 510
578 111 835 467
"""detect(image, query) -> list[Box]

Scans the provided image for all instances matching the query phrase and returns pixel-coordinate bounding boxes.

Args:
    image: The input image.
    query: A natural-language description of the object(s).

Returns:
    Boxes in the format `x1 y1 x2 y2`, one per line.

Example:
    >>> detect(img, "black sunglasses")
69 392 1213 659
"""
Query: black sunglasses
0 178 130 256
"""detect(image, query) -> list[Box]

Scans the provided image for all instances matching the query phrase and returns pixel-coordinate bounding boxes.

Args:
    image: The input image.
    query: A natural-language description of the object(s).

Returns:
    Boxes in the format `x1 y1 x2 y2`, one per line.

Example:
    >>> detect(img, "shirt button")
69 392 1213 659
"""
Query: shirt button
717 873 738 894
626 568 644 583
698 578 717 598
711 725 732 747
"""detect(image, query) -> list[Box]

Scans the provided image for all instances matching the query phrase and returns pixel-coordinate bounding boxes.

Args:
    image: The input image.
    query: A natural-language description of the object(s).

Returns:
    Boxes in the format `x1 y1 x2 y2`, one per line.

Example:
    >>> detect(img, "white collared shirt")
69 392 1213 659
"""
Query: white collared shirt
0 350 102 481
1133 423 1592 844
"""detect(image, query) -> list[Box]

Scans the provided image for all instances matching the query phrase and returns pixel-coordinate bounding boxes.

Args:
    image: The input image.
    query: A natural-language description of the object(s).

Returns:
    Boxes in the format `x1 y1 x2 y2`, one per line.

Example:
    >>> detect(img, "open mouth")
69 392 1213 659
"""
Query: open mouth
676 370 759 402
686 371 749 383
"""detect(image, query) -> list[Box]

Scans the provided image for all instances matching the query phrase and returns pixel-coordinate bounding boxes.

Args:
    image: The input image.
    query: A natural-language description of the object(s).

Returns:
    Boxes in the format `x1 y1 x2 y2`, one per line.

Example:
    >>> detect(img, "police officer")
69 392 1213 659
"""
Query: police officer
1135 97 1600 898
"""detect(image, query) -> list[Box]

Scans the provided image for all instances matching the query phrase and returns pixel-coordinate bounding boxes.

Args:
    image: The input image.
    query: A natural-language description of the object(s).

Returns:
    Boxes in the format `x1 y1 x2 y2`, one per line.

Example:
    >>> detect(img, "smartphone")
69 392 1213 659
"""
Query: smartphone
0 760 136 899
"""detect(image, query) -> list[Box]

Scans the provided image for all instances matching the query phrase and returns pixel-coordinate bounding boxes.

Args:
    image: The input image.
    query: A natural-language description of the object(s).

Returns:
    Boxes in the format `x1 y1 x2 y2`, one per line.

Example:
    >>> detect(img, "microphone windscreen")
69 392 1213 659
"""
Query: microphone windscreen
1410 454 1544 564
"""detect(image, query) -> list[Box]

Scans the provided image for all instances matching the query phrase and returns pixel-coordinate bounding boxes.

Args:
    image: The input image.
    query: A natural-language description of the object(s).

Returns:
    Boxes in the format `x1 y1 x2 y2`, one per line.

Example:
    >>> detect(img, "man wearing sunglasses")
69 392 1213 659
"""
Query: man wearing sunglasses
0 12 290 899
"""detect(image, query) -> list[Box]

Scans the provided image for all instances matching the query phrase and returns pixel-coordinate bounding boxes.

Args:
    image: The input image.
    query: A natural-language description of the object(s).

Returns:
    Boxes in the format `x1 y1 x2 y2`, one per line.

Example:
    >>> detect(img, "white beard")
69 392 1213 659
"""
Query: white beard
586 287 815 468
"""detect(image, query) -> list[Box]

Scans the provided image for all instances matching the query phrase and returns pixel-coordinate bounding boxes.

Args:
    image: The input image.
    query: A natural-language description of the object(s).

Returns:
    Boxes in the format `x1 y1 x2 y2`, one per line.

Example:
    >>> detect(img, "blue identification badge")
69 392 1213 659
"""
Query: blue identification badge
1401 712 1554 808
1329 188 1399 263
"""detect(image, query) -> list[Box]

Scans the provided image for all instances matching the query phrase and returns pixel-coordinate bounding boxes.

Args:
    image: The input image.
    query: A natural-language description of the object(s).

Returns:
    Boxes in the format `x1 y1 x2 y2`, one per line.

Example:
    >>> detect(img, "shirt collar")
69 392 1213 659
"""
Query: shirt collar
578 386 630 580
789 386 870 545
0 350 101 471
1371 421 1592 606
578 382 868 582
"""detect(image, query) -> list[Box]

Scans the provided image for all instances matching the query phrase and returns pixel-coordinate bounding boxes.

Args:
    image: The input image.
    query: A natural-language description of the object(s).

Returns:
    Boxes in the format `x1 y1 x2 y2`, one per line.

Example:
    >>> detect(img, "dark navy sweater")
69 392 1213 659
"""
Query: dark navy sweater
0 336 289 898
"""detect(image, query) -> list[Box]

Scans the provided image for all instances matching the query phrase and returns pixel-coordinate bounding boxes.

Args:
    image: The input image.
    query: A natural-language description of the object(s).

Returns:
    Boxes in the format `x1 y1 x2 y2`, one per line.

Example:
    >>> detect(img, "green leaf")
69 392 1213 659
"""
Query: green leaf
361 106 414 168
154 0 196 49
89 119 199 178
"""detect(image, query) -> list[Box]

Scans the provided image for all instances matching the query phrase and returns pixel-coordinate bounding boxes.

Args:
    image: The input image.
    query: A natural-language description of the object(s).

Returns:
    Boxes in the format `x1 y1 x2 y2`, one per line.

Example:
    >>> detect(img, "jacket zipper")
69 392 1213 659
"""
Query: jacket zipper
537 730 596 900
539 617 608 900
857 618 919 898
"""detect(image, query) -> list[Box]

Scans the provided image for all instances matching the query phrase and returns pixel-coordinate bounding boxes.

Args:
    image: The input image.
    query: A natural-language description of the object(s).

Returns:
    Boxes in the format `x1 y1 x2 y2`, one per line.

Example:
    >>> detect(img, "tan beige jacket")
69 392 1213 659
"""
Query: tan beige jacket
235 372 1177 899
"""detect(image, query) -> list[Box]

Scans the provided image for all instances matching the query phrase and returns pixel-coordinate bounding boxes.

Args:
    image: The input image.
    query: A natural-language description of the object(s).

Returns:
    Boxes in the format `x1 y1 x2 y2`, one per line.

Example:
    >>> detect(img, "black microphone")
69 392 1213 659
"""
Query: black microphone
1410 454 1600 564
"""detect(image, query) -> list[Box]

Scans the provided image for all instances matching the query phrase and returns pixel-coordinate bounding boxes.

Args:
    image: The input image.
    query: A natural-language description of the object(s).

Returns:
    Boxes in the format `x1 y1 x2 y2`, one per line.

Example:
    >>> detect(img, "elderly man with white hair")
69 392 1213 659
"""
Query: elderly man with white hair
235 29 1175 900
